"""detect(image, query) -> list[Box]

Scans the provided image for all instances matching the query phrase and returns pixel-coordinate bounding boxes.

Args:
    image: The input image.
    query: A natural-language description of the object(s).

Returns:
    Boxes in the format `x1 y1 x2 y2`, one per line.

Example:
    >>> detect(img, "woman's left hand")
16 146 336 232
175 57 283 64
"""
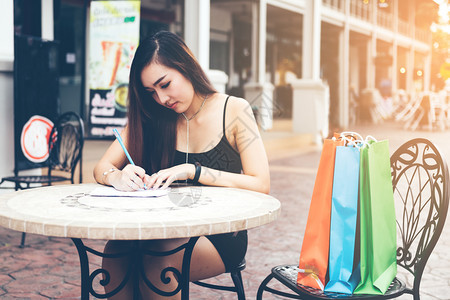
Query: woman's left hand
145 164 195 189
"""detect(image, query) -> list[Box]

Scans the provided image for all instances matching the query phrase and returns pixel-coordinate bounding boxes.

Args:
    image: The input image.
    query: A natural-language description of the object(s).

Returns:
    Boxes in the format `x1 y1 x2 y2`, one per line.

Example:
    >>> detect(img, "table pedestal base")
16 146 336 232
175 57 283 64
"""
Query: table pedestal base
72 237 199 300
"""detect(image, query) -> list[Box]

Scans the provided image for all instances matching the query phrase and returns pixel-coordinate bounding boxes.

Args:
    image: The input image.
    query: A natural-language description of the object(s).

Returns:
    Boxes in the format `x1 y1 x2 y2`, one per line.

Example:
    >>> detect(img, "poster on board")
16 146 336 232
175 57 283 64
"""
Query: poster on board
88 1 140 138
20 116 54 163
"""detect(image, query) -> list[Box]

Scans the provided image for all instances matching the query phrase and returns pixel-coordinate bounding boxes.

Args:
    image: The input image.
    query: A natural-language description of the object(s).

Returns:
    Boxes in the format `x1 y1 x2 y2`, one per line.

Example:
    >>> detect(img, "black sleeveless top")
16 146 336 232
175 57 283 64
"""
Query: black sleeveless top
173 96 247 272
173 96 242 174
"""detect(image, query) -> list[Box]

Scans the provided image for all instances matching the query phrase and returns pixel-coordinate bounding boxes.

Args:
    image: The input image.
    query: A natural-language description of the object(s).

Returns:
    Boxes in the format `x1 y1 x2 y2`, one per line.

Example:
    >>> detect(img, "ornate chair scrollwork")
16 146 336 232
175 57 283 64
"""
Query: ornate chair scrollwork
257 138 449 300
72 237 246 300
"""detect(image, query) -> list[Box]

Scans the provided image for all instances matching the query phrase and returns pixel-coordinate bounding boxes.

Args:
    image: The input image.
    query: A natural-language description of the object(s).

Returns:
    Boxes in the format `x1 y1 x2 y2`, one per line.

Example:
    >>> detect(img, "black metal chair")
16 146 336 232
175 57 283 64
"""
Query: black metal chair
0 111 84 247
193 259 246 299
257 138 449 300
45 111 84 185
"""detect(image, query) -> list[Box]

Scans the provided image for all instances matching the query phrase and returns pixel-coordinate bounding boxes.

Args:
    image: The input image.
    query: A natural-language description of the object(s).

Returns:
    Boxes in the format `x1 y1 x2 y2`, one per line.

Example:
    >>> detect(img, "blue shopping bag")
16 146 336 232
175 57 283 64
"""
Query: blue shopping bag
324 144 361 294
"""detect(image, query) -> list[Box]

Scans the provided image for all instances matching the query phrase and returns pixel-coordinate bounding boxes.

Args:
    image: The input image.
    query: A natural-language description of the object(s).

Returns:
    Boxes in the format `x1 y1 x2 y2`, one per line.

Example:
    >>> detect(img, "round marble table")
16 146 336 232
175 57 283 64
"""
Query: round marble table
0 183 280 239
0 183 281 299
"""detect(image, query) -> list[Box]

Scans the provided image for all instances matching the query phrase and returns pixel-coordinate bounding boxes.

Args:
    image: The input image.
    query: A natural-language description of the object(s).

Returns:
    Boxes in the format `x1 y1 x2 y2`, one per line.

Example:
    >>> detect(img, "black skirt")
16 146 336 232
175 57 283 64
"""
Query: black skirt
205 230 247 272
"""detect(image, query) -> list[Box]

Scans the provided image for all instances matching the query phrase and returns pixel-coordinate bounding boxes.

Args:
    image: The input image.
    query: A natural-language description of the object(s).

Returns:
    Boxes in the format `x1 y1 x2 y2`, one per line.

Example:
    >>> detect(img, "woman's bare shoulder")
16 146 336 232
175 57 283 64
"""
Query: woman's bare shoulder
225 95 252 112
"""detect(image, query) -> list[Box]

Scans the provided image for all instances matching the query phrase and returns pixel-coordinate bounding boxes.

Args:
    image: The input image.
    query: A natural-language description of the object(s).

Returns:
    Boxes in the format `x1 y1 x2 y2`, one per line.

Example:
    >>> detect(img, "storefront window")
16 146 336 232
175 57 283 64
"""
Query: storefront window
14 0 42 37
140 19 168 40
210 39 229 74
54 1 84 116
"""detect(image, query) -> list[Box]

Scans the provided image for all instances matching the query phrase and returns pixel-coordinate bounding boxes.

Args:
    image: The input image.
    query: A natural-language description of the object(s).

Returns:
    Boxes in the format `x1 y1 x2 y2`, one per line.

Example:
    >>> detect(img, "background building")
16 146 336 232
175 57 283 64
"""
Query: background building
0 0 441 181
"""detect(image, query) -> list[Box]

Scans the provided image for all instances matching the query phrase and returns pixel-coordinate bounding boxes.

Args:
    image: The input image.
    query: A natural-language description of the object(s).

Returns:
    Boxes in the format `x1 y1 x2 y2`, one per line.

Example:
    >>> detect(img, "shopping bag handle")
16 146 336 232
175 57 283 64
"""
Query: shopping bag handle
358 135 378 148
343 137 363 148
340 132 363 149
296 267 325 290
340 131 363 141
365 135 377 143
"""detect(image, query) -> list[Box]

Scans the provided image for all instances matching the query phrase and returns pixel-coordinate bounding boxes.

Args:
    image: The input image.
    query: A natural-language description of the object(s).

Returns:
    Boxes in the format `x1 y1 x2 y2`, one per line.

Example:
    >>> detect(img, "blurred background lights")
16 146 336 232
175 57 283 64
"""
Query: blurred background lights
378 0 388 8
432 0 450 33
400 67 406 74
417 70 423 77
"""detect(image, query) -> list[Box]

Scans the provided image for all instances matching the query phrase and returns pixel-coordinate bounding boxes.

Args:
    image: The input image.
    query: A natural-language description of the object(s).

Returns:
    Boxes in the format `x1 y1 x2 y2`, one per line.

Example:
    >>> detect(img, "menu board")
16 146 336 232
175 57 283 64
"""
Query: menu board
88 1 140 138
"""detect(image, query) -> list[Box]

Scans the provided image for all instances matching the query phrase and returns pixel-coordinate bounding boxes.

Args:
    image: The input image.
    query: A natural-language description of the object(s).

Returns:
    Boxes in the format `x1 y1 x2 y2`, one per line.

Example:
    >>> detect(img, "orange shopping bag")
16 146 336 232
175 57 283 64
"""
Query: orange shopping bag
297 137 344 289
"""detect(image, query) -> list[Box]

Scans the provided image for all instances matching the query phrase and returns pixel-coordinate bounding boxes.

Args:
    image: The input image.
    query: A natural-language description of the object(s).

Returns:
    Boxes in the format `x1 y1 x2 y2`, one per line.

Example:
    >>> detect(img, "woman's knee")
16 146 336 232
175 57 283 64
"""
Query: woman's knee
104 240 136 254
102 240 137 275
141 238 189 253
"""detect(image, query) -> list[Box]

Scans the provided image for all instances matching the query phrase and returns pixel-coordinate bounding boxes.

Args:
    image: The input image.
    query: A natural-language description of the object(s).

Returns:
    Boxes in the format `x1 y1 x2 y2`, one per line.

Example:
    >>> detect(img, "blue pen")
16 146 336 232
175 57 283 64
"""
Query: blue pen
113 128 146 189
113 128 135 164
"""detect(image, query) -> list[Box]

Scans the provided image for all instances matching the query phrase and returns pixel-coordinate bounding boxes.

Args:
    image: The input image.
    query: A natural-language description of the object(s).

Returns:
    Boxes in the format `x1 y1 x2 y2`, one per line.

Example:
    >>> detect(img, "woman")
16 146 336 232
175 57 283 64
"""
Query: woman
94 31 270 299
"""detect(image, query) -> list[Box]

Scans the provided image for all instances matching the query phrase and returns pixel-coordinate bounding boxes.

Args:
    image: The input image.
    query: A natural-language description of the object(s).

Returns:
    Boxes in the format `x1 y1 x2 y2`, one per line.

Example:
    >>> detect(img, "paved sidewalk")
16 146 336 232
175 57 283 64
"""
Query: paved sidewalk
0 120 449 299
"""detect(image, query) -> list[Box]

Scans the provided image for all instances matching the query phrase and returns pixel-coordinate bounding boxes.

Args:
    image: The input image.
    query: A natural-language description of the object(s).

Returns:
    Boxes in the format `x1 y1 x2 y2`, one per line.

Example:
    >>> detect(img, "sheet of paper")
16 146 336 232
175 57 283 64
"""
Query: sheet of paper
79 195 175 209
90 186 169 197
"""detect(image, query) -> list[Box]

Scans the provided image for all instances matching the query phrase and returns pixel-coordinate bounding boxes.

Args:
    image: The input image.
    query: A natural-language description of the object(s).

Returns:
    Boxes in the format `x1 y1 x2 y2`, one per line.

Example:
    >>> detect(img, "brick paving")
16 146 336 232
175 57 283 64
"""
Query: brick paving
1 120 450 299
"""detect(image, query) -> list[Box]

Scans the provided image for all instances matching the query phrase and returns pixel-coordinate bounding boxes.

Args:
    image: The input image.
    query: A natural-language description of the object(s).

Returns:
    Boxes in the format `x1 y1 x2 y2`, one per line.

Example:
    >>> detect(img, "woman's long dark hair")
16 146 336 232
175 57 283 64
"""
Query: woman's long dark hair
127 31 216 174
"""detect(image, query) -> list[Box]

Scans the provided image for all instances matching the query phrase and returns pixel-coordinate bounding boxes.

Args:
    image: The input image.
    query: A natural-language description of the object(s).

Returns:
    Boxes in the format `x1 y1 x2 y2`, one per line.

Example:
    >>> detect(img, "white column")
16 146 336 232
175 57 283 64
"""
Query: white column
291 0 328 143
406 50 415 93
424 52 431 91
392 44 398 90
302 0 321 80
392 0 398 91
228 30 234 90
367 0 377 89
0 0 14 70
244 0 273 130
184 0 210 71
406 3 415 94
366 38 376 89
257 0 267 85
291 80 329 142
185 1 227 93
0 0 15 192
41 0 54 40
339 0 350 128
251 2 258 83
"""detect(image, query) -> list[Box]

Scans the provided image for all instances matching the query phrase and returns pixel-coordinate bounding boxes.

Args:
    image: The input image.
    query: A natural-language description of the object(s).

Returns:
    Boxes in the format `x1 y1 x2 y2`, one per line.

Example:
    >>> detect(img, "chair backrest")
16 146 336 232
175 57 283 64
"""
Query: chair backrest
390 138 449 297
47 112 85 182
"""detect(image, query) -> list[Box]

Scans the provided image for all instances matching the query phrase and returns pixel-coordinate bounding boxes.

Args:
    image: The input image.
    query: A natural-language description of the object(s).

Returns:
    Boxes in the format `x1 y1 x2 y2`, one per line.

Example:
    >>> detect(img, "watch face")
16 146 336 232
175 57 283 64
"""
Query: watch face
20 115 54 163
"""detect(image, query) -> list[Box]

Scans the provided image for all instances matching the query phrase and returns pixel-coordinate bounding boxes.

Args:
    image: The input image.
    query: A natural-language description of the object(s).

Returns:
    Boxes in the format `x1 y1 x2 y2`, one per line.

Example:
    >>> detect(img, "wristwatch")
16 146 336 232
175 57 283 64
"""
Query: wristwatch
193 162 201 183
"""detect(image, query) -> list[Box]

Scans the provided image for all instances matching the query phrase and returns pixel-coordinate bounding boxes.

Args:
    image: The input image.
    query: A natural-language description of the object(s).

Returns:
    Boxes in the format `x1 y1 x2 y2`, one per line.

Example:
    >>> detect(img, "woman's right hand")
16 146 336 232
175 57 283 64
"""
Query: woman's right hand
108 164 147 191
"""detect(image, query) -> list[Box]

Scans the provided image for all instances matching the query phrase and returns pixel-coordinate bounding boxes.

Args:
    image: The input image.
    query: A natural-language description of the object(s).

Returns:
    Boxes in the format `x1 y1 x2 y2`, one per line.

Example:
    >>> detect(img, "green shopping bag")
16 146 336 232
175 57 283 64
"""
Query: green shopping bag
354 139 397 295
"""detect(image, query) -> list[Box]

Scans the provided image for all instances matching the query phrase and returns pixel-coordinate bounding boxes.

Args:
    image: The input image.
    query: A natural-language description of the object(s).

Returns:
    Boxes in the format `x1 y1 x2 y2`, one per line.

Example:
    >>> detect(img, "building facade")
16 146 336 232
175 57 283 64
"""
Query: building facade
0 0 436 180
